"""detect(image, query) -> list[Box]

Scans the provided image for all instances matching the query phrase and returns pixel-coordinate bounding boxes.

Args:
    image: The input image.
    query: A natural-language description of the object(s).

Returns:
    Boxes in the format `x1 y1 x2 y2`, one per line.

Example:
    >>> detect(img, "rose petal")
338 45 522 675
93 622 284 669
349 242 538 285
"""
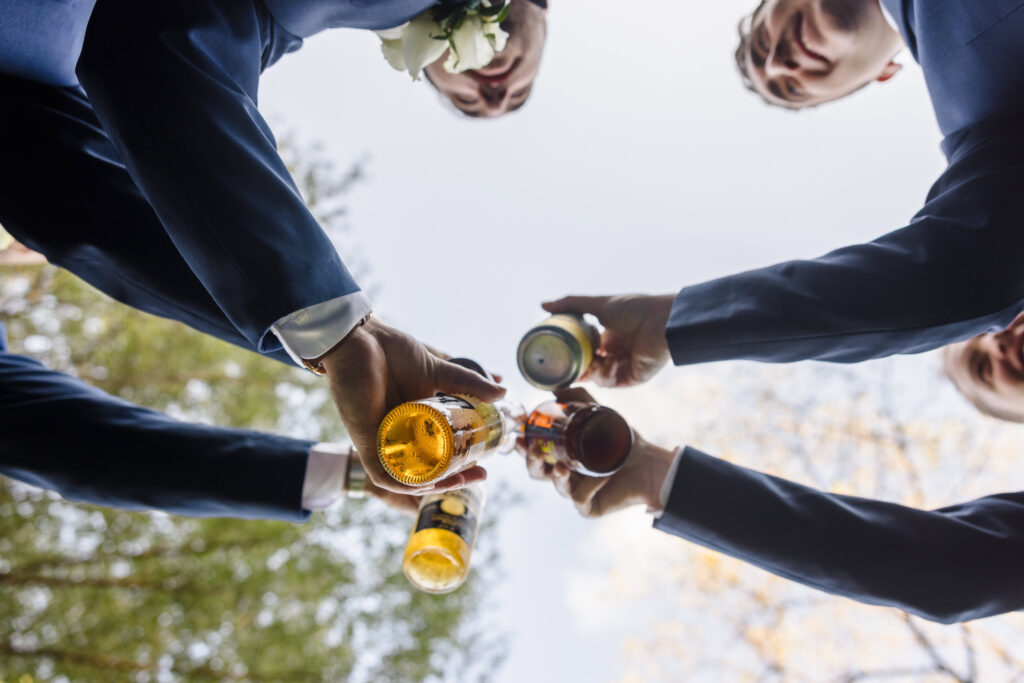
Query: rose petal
487 22 509 54
375 23 408 41
379 38 407 72
445 15 495 73
401 14 449 79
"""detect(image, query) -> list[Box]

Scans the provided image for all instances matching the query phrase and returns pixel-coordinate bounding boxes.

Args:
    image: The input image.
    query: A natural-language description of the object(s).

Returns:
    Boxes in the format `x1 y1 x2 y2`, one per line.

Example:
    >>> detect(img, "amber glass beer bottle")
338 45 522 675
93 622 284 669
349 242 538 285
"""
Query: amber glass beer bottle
403 484 486 593
517 314 601 390
376 359 524 487
523 401 633 477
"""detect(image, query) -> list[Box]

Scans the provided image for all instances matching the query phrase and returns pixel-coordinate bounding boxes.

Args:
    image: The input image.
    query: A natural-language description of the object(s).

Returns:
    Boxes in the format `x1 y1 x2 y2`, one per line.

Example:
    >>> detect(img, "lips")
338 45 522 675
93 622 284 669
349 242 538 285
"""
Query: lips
794 12 829 65
470 58 518 84
472 71 511 85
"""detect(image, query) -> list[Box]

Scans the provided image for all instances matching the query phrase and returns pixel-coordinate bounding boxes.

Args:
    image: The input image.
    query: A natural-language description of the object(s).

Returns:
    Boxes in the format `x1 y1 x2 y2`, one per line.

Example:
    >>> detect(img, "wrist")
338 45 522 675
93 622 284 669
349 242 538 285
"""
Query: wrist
645 294 676 361
314 314 375 375
635 436 677 511
271 294 373 374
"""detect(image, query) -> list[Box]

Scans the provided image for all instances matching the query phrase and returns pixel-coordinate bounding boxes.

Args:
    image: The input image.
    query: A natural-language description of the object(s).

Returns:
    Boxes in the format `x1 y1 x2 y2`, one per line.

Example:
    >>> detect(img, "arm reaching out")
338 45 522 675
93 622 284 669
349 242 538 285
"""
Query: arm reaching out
319 316 507 494
527 388 1024 623
665 124 1024 365
540 295 675 388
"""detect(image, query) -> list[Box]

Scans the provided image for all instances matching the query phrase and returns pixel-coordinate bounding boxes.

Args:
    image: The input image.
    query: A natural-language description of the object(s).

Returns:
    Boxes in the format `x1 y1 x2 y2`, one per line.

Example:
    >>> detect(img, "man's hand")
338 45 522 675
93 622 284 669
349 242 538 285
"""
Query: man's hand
0 239 48 267
319 317 507 494
541 294 675 387
523 387 677 518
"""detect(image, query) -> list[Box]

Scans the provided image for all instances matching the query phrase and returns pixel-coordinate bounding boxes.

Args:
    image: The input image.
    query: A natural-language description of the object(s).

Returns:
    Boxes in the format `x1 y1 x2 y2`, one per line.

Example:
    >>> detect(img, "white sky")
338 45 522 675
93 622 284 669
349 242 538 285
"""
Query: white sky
258 0 963 679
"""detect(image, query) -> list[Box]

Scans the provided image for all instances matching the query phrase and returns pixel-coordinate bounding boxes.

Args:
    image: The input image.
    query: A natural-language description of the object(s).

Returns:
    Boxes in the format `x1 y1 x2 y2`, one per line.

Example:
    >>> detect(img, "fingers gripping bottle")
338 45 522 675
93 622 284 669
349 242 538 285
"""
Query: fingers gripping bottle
517 314 601 390
376 358 525 487
523 401 634 477
403 483 486 593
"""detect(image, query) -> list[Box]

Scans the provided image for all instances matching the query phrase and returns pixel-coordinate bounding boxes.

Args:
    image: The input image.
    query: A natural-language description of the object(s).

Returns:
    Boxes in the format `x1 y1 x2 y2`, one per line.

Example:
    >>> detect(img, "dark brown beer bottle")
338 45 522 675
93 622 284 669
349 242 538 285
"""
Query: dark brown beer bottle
522 401 633 477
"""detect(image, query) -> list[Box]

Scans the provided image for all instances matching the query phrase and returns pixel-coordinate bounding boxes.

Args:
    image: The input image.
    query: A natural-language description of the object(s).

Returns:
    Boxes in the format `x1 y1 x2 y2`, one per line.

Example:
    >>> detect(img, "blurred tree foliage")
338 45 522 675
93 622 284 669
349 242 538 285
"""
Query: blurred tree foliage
579 363 1024 682
0 137 506 682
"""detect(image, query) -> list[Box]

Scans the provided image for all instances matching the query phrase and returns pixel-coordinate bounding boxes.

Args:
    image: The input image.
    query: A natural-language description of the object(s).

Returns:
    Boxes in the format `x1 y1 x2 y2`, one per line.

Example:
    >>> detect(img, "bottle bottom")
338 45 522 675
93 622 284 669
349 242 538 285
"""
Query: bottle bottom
403 528 471 594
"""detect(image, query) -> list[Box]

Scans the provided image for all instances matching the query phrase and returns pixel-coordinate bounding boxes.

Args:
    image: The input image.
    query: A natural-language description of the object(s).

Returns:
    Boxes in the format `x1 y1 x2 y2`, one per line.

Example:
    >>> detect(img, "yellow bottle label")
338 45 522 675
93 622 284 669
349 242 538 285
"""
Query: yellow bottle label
403 487 485 593
413 488 480 546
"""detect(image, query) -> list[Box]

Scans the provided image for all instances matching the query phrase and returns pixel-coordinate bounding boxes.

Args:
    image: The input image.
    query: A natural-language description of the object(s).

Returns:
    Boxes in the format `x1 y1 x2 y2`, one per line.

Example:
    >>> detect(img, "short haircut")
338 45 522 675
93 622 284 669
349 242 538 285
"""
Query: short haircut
734 1 869 110
735 1 769 99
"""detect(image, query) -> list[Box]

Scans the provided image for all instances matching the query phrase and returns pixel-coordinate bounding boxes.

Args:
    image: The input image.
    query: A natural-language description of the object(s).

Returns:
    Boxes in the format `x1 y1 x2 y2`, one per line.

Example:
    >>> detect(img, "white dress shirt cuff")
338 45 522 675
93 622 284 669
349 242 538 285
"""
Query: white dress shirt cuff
301 443 352 510
271 291 373 368
648 447 684 519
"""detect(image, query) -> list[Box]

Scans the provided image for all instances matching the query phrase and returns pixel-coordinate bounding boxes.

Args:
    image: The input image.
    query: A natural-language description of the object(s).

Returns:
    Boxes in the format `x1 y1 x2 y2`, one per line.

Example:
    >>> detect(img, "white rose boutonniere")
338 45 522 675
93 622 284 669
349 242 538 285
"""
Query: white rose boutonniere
377 0 511 80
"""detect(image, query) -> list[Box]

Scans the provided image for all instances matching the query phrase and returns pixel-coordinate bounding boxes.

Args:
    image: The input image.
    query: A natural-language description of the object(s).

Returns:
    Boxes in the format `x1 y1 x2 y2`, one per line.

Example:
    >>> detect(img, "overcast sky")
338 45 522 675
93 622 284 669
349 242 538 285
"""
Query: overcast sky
256 0 980 679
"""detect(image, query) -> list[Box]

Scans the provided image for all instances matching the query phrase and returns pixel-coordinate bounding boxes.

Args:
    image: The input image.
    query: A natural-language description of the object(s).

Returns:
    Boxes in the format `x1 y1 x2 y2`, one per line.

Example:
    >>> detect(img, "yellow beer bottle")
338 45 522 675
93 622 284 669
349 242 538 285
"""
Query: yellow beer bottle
376 358 525 487
403 484 486 593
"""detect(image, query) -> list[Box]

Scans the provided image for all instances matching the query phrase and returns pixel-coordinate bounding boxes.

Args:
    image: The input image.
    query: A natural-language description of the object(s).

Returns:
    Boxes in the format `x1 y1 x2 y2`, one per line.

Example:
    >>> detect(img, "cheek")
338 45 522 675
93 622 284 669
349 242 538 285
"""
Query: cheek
767 0 803 26
993 368 1024 401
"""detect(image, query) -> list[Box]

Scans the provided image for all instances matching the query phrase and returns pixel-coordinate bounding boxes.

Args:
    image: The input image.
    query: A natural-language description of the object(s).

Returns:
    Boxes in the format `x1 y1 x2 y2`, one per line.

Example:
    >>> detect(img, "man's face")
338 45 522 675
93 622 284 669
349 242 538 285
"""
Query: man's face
946 313 1024 421
424 0 547 118
741 0 902 108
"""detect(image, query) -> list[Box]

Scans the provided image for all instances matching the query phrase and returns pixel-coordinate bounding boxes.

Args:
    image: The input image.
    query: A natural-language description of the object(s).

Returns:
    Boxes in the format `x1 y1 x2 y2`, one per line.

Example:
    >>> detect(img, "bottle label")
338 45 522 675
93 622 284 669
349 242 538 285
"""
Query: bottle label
525 406 570 466
428 395 476 412
545 314 596 370
414 488 481 546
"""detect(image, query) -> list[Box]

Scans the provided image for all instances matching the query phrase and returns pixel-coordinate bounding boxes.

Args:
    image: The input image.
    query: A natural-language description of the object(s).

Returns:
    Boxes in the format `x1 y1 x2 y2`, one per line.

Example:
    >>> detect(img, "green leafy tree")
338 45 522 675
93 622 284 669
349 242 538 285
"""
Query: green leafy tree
0 137 506 682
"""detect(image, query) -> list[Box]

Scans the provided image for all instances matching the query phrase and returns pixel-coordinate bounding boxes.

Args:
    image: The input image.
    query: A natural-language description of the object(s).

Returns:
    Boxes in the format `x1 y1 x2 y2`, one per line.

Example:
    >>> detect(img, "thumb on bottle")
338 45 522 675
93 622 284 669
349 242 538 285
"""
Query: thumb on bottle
541 295 611 316
435 358 507 401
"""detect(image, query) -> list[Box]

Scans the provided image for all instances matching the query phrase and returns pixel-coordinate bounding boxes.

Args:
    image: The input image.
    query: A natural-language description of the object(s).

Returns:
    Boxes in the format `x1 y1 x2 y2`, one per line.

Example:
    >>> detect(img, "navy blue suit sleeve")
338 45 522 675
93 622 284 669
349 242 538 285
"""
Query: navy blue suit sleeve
654 447 1024 623
75 0 361 354
666 126 1024 364
0 338 313 521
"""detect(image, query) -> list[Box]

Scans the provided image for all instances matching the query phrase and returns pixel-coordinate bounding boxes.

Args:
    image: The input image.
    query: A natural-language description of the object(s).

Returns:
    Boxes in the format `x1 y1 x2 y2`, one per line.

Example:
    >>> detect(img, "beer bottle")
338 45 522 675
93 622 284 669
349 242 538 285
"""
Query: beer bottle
376 359 525 487
517 314 601 390
522 401 633 477
403 484 486 593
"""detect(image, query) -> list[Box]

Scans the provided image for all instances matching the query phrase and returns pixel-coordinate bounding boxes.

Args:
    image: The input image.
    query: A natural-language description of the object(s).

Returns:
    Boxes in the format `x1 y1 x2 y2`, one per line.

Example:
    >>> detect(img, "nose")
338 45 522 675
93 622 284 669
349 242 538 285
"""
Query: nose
479 82 510 114
765 42 800 79
979 333 1012 373
992 327 1012 353
992 323 1024 371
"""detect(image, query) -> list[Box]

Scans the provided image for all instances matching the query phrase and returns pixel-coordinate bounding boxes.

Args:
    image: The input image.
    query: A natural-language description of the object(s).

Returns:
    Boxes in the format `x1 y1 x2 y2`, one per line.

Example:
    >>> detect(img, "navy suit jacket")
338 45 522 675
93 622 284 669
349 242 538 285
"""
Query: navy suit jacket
0 324 314 521
666 0 1024 364
658 0 1024 622
655 448 1024 623
0 0 434 361
0 0 435 516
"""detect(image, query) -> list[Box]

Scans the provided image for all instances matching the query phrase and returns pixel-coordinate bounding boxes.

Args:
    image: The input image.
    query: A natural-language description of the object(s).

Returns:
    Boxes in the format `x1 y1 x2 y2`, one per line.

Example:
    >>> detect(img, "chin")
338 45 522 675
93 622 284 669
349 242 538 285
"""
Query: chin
818 0 870 33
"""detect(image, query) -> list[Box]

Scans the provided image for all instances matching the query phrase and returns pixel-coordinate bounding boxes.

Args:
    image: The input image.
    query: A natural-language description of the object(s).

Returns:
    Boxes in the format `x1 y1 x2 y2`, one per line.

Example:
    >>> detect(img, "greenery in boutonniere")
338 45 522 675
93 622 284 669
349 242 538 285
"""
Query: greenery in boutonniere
377 0 512 80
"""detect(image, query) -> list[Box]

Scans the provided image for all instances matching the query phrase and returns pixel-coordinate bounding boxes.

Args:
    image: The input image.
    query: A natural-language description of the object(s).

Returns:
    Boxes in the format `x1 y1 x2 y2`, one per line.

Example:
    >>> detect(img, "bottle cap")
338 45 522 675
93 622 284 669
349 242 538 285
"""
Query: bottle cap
518 330 579 389
517 314 596 390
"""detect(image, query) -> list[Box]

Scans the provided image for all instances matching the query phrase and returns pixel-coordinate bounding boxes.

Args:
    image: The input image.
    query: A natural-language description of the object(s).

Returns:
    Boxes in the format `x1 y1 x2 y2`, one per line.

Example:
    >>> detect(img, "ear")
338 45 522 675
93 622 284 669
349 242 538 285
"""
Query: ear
875 60 902 83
